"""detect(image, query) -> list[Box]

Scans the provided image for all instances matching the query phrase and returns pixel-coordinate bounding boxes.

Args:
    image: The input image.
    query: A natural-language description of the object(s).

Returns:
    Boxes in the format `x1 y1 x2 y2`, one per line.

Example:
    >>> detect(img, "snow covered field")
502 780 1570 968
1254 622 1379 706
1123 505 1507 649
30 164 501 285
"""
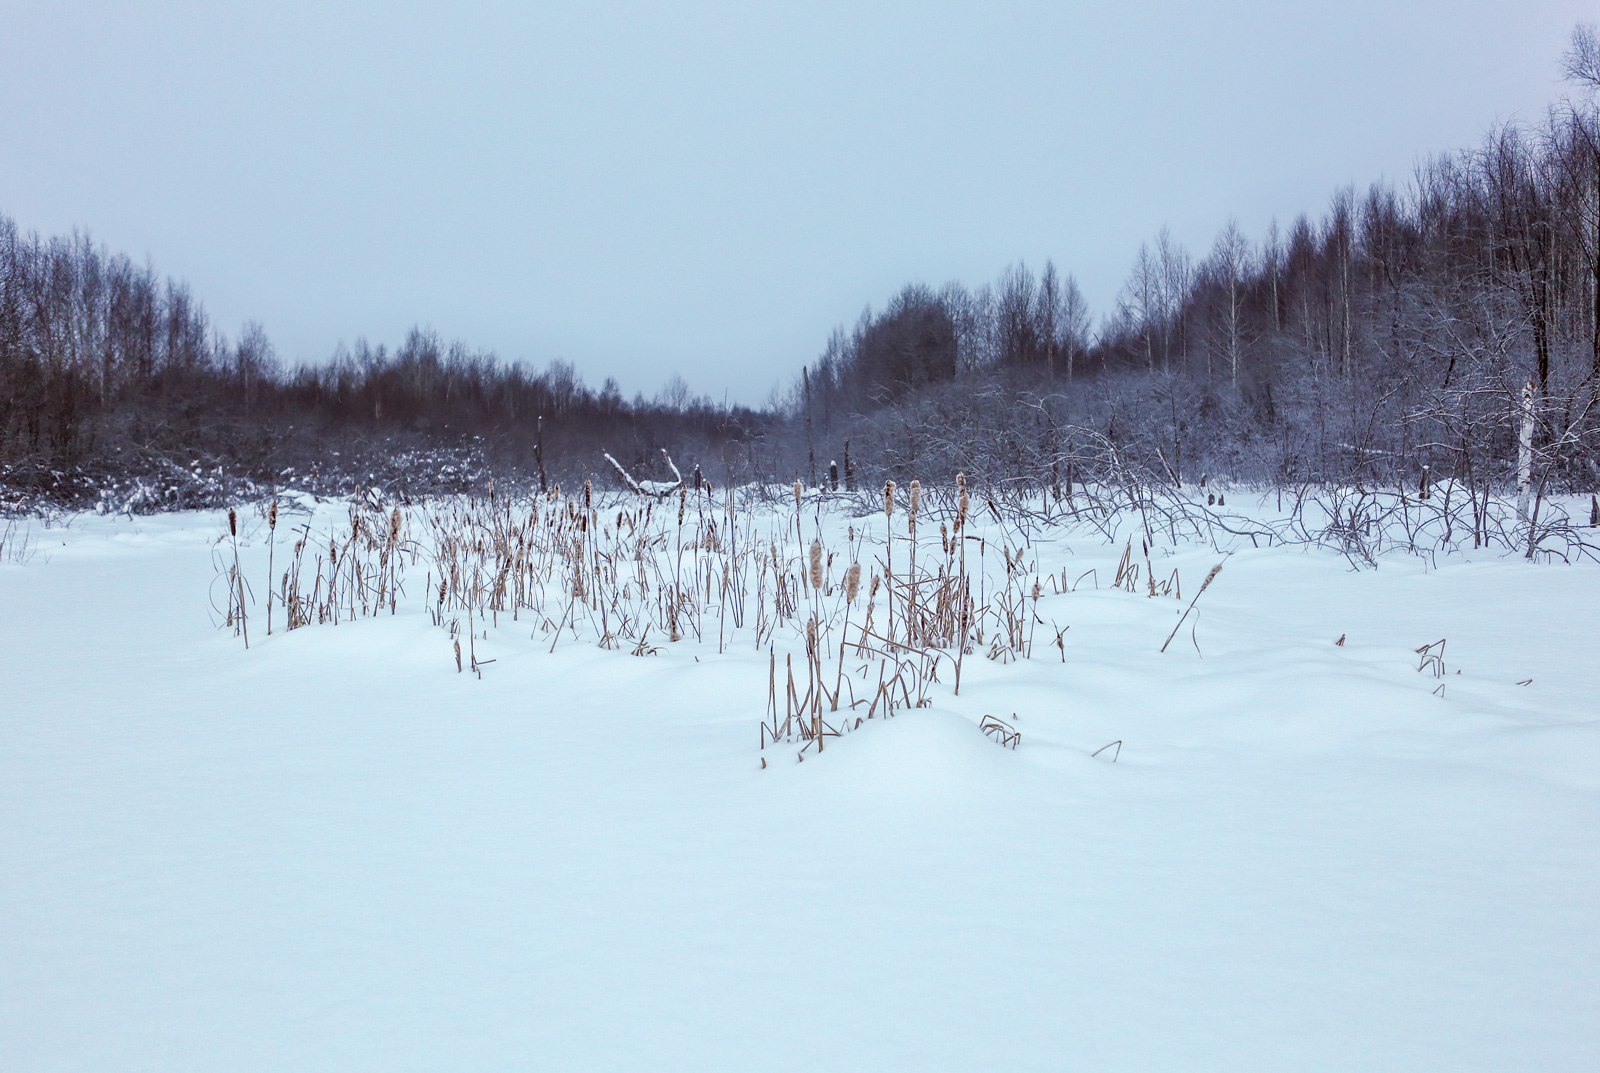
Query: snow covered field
2 493 1598 1071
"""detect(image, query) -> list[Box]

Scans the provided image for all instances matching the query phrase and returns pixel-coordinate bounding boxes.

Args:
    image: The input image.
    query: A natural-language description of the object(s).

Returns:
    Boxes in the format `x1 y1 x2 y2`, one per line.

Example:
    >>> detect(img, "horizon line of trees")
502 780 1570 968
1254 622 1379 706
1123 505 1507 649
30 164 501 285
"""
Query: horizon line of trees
7 25 1600 508
0 212 769 501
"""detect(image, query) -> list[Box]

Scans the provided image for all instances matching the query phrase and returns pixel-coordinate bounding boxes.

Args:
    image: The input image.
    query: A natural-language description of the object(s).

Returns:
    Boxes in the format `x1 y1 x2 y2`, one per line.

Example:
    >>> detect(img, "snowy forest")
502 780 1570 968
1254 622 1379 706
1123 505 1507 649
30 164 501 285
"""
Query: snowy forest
7 18 1600 1073
800 97 1600 498
4 39 1600 511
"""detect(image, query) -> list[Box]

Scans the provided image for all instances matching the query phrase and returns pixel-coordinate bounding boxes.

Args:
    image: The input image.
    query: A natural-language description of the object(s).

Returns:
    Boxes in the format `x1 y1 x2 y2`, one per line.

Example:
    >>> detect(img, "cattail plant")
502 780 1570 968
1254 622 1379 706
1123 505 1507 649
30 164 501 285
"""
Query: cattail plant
833 560 863 706
227 508 249 648
266 498 278 635
1161 560 1224 653
387 506 402 614
907 480 921 643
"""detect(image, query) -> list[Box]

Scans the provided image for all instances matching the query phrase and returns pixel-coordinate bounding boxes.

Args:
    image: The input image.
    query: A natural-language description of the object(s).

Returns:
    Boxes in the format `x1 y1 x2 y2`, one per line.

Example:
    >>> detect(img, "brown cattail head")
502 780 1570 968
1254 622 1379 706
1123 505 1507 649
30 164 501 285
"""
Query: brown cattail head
957 488 970 532
1200 563 1223 592
869 573 881 598
389 507 401 543
909 480 921 520
268 500 278 530
1032 579 1042 601
793 479 803 511
228 509 237 537
806 616 817 654
809 539 824 589
884 481 895 519
845 562 861 603
584 479 592 510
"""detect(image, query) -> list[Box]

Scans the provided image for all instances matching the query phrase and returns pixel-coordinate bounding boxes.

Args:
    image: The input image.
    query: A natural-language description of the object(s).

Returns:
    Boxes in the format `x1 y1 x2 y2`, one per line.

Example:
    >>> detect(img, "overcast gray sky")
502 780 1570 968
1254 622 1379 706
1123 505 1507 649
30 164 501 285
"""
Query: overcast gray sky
2 2 1593 403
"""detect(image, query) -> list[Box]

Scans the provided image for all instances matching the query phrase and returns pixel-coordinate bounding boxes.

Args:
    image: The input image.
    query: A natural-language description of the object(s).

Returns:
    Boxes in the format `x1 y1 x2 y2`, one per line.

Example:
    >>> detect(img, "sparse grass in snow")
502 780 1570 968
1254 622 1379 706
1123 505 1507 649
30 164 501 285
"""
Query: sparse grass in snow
1 484 1596 1070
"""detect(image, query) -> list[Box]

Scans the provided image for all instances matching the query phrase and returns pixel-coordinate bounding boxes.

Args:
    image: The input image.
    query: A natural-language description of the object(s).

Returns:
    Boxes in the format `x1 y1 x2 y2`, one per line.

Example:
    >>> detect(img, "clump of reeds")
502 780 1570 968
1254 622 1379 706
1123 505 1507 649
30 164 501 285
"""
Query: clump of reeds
0 519 37 565
980 714 1020 749
228 472 1170 759
1415 638 1447 677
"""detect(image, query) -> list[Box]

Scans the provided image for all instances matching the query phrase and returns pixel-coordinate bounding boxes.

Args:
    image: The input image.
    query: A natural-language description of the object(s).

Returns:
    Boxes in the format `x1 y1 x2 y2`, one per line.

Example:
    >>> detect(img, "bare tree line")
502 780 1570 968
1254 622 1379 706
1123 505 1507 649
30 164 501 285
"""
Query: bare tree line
0 215 771 508
6 26 1600 515
792 27 1600 509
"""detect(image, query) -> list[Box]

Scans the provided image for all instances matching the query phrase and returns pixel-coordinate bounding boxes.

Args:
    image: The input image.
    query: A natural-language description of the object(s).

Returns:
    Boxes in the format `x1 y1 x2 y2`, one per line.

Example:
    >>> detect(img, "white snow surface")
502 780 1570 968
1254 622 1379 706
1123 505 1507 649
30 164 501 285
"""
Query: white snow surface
2 499 1598 1070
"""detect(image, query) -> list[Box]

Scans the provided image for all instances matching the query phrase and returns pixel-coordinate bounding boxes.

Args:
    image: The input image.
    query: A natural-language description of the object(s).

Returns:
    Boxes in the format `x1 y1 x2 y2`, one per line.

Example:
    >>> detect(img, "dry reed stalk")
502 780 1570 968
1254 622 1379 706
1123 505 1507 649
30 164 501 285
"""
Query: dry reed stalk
1160 561 1223 653
854 572 880 656
792 479 805 566
228 508 249 649
954 474 970 694
807 616 822 750
884 481 895 642
785 653 796 740
980 714 1020 749
1114 538 1135 591
763 646 776 748
908 480 921 643
1415 638 1447 677
266 499 278 635
830 561 863 709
